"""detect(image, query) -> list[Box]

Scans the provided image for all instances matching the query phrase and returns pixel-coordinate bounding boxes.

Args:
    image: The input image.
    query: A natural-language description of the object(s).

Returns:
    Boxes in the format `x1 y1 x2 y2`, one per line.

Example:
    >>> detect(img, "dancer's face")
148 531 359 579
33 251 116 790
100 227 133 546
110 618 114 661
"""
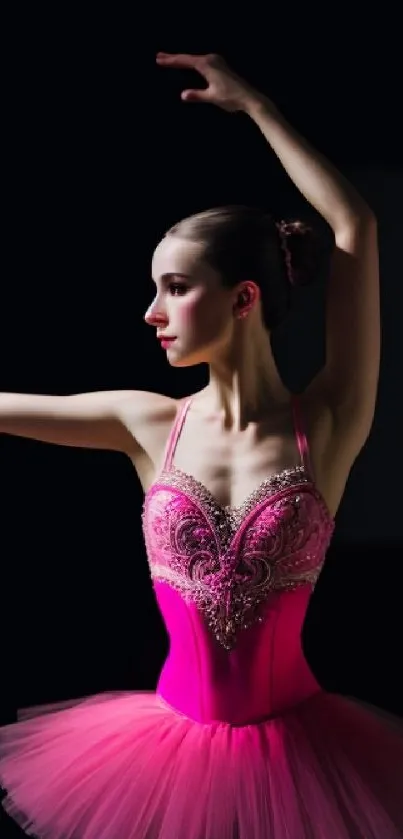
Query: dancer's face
144 236 237 367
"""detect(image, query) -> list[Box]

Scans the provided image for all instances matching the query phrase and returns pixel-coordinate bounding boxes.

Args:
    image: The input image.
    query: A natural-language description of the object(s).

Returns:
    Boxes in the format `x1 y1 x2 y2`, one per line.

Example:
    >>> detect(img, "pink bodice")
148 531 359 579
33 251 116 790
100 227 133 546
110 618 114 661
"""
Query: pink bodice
142 396 334 726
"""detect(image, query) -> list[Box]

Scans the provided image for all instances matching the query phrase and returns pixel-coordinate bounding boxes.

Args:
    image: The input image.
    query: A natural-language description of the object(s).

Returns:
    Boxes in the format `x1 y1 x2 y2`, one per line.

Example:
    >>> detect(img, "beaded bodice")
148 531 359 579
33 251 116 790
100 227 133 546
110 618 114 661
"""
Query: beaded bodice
142 395 334 725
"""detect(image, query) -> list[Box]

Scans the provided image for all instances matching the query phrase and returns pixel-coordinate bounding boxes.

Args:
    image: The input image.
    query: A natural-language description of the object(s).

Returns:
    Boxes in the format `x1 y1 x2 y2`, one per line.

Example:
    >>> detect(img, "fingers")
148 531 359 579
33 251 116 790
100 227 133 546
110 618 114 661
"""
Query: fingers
181 89 208 103
156 52 200 68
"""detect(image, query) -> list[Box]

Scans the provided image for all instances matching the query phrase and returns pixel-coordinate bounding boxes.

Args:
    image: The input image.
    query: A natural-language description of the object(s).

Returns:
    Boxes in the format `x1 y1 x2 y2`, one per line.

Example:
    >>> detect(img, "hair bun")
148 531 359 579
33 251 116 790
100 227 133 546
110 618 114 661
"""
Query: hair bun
276 219 322 287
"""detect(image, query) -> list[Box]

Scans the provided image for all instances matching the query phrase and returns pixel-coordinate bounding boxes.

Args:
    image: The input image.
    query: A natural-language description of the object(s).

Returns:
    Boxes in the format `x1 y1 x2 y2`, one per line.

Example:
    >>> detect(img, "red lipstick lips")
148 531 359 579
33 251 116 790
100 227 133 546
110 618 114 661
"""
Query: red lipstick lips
158 336 177 349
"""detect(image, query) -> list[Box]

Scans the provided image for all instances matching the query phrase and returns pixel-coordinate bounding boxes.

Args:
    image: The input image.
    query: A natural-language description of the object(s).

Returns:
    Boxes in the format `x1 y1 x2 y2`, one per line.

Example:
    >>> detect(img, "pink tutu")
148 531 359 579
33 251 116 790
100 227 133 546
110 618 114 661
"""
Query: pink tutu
1 688 402 838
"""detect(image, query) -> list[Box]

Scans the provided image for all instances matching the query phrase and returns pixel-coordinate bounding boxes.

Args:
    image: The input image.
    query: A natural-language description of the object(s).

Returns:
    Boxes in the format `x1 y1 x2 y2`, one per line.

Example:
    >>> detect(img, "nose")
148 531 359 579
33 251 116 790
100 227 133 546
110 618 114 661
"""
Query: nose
143 298 168 327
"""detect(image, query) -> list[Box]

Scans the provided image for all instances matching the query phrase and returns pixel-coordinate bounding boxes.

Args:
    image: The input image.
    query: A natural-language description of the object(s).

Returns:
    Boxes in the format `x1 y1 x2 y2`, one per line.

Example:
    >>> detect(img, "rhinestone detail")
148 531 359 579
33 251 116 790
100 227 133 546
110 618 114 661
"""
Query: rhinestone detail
142 465 334 650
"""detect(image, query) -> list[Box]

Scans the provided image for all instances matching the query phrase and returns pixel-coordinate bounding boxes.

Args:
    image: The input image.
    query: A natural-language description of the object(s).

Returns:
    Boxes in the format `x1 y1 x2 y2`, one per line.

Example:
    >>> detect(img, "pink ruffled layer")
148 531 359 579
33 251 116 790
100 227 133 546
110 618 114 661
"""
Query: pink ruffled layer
1 689 402 838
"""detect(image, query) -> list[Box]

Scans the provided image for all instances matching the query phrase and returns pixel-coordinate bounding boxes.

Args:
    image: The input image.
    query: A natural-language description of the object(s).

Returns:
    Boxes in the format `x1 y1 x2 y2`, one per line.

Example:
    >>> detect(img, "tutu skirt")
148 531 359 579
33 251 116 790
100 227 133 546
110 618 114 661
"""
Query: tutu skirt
0 689 402 839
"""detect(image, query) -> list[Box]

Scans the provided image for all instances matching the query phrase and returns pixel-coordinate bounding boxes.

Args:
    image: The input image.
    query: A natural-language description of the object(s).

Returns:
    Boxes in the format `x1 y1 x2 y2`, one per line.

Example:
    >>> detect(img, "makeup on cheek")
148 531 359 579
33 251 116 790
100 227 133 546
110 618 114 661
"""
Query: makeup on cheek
176 298 198 323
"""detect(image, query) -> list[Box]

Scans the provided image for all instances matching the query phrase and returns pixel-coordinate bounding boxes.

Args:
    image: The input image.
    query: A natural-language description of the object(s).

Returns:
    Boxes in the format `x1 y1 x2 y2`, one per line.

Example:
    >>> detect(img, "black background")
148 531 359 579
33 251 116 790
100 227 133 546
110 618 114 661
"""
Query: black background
1 9 402 836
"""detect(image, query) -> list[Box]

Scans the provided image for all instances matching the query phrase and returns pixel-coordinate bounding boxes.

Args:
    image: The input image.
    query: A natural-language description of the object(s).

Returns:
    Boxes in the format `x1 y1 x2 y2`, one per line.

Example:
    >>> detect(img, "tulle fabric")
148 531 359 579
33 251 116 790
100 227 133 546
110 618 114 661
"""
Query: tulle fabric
1 689 402 839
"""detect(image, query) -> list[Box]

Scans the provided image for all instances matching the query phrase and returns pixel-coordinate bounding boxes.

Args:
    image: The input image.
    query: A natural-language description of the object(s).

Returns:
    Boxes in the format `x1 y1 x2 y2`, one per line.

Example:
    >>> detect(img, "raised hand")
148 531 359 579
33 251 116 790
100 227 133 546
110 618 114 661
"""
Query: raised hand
156 52 258 113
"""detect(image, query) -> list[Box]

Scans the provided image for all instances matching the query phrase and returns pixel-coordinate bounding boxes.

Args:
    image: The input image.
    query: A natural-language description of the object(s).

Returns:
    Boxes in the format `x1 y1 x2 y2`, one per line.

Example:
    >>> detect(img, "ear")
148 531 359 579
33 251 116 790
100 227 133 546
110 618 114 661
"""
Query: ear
233 281 261 318
236 281 261 305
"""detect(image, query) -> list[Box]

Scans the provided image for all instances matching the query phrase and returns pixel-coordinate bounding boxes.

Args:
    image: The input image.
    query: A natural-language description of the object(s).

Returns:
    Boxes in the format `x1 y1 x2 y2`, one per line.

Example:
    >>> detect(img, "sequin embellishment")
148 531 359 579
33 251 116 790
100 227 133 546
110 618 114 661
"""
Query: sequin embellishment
142 465 334 650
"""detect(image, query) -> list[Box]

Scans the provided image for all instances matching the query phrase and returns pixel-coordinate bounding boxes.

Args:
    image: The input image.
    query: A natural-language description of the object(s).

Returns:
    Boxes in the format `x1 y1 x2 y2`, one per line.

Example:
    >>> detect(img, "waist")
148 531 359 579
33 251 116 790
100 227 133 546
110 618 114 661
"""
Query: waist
156 682 323 727
154 582 322 724
156 636 322 726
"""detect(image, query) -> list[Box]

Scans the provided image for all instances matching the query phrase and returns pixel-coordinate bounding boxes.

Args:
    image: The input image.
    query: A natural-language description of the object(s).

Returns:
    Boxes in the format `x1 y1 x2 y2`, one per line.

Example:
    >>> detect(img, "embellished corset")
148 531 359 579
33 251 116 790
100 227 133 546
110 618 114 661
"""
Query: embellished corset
141 395 334 725
142 464 334 652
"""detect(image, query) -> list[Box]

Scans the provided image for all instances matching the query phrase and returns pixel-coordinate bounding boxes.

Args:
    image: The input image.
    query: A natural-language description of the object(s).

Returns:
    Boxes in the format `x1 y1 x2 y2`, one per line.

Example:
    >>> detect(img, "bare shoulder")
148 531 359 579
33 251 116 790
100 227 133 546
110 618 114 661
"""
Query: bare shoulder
118 390 178 447
118 389 177 424
119 390 183 490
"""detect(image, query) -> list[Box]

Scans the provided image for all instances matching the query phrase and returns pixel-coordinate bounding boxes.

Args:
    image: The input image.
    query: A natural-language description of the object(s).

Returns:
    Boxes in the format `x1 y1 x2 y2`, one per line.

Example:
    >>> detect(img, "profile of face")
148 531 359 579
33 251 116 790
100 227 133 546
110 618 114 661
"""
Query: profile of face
144 236 241 367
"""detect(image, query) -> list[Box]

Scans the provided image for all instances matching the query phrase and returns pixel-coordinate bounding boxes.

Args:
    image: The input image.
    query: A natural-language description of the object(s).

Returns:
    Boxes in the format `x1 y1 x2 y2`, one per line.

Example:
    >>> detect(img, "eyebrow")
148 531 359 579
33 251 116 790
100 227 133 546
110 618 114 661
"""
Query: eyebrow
151 273 191 284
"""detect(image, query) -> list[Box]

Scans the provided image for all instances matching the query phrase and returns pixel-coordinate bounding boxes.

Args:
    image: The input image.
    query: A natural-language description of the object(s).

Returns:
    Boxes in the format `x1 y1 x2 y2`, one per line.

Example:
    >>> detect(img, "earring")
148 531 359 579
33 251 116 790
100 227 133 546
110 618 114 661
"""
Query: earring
235 290 250 319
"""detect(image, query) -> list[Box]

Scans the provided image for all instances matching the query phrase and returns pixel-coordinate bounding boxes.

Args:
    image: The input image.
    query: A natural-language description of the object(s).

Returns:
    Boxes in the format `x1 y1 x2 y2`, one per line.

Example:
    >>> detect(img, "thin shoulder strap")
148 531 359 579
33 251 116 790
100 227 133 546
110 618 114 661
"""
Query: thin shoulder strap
291 394 314 478
162 397 193 472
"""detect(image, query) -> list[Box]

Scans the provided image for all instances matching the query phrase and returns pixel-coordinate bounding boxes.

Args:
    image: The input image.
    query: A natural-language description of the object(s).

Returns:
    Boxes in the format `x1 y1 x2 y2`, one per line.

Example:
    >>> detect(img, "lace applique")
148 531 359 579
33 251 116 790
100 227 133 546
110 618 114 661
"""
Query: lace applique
142 466 334 650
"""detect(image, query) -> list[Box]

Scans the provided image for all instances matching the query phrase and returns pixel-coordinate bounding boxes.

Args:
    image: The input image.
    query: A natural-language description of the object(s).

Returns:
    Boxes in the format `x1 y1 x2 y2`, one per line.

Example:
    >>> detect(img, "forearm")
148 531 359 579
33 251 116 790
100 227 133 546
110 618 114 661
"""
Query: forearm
243 93 373 232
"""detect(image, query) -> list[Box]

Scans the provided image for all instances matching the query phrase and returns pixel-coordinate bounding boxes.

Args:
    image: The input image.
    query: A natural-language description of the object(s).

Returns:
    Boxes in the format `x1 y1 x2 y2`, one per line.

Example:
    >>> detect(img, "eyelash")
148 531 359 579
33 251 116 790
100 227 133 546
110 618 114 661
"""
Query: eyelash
168 282 187 296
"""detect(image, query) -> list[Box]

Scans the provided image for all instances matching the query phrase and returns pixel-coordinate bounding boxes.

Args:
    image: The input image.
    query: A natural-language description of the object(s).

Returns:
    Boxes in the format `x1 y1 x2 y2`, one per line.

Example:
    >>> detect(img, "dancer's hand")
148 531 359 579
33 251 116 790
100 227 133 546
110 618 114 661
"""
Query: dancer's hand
156 52 260 113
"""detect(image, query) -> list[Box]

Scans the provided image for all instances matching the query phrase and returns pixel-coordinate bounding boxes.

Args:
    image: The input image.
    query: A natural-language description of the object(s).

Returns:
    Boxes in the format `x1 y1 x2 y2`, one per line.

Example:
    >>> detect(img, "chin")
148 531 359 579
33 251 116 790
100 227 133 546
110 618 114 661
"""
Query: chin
166 345 207 369
165 333 222 367
168 355 203 369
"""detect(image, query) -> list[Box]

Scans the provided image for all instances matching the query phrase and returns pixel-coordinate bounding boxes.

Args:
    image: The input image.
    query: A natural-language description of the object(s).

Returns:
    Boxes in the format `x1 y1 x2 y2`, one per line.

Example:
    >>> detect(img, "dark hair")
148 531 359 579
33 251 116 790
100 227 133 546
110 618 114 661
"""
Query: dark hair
165 205 324 330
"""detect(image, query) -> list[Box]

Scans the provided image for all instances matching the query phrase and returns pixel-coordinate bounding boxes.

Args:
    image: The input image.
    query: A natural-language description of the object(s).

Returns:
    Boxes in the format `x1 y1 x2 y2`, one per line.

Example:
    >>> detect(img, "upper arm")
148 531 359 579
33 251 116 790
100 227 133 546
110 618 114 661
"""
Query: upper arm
306 212 380 457
0 389 160 454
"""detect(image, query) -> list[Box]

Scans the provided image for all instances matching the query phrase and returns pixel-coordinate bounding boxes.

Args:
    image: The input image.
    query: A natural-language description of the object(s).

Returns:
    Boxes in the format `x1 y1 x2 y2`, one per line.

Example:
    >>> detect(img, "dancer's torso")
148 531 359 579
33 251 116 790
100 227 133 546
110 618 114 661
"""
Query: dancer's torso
141 395 335 724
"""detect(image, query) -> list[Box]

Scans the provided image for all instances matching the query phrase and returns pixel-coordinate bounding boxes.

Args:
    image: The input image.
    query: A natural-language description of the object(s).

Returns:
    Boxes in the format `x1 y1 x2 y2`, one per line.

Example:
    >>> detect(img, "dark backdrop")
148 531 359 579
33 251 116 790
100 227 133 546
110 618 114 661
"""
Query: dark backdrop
1 13 402 833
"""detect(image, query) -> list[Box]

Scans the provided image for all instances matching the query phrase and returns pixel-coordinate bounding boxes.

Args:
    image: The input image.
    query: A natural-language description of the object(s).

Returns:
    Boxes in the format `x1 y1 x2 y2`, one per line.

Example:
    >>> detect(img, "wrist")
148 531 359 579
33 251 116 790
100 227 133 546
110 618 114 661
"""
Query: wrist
241 90 278 120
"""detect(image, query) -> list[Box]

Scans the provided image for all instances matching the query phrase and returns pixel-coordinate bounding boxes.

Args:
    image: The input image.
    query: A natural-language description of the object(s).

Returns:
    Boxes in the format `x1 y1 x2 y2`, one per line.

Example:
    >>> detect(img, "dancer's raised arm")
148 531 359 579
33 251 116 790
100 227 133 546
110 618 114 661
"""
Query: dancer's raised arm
157 51 380 454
